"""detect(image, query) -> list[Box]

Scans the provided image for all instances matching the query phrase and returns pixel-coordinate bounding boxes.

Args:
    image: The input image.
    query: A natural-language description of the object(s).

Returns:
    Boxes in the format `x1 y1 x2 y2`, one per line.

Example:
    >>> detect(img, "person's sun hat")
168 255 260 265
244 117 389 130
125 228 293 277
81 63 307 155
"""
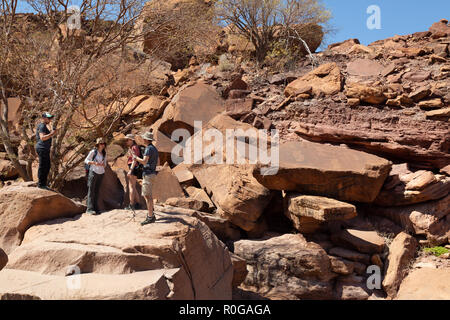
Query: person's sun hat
140 132 154 141
125 134 135 140
95 137 106 145
42 112 54 118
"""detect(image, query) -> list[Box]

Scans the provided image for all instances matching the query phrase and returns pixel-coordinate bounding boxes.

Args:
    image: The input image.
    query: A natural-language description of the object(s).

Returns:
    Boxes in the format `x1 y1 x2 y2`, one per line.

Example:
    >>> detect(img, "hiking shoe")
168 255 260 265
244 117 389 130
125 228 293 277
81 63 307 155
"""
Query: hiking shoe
85 209 97 215
38 185 51 191
141 215 156 226
124 205 133 210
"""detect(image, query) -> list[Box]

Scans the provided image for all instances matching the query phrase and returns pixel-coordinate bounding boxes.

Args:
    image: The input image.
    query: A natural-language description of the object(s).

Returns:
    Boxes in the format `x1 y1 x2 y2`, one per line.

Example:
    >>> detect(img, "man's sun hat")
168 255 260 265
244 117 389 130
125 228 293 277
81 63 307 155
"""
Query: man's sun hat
125 134 135 140
95 137 106 145
42 112 54 118
140 131 154 141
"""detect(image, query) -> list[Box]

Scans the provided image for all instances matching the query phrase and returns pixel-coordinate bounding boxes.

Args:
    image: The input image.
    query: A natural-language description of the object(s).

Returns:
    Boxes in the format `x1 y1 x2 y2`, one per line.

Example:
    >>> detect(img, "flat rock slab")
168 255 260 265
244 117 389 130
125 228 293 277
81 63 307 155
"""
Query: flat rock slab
234 233 336 300
285 194 357 221
4 209 233 300
253 140 392 203
395 268 450 300
346 59 384 77
331 229 385 254
0 268 177 300
0 183 86 254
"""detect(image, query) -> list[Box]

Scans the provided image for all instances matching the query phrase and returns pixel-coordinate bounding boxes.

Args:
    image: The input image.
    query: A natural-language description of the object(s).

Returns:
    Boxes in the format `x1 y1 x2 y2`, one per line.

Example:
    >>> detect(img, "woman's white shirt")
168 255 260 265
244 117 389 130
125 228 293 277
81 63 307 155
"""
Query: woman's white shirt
84 149 107 174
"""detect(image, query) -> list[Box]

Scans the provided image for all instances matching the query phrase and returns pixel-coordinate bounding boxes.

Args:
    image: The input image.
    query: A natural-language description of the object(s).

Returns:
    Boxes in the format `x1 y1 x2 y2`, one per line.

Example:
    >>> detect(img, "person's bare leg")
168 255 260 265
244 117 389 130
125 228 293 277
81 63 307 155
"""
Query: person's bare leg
129 175 137 206
146 195 154 218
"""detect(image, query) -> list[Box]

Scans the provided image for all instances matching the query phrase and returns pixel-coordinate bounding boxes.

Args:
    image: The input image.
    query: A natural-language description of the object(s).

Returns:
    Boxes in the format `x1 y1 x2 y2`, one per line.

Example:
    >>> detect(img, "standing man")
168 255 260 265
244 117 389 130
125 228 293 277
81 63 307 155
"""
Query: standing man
35 112 56 190
132 131 158 226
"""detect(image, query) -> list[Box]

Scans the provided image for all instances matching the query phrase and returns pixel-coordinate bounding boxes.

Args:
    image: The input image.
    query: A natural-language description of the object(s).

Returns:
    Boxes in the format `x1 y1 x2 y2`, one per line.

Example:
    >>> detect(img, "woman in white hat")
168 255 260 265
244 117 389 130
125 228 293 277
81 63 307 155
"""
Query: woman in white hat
84 137 107 215
125 134 142 210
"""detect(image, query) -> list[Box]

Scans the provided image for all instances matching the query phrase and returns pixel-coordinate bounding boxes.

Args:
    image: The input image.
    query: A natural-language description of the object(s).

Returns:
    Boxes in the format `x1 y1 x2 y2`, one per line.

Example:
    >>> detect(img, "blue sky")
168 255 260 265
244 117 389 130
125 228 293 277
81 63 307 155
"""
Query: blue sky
322 0 450 46
16 0 450 46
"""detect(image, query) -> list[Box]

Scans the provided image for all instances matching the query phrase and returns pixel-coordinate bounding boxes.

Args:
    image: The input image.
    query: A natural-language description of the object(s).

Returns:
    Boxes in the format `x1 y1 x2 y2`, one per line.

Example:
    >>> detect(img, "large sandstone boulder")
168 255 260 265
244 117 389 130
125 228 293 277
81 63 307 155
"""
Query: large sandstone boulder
234 233 336 300
253 140 392 203
284 194 357 233
0 183 86 254
375 164 450 206
3 209 233 299
152 163 185 203
0 268 182 300
366 194 450 245
284 63 343 97
382 232 418 298
331 229 385 254
122 95 167 125
155 204 241 242
182 114 273 232
0 159 19 180
395 268 450 300
96 166 125 212
156 82 224 137
327 39 360 54
189 164 272 232
429 19 450 36
346 59 384 77
345 82 387 105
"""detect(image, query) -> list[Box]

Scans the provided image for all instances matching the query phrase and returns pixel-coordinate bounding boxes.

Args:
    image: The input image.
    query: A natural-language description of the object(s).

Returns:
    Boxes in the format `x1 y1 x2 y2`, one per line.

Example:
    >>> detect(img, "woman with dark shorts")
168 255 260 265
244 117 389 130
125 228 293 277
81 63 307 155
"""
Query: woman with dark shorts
125 134 142 210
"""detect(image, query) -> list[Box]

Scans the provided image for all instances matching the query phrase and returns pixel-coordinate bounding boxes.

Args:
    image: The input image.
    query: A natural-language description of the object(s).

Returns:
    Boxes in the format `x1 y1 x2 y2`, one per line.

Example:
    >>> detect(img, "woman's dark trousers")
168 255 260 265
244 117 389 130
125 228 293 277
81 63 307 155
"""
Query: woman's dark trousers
36 148 51 188
86 170 104 212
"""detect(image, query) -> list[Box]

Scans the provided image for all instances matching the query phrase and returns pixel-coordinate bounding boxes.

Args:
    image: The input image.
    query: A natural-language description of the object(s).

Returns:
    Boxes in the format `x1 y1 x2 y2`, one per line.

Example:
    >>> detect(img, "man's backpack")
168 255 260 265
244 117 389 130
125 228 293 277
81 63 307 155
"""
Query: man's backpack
133 145 145 179
85 149 98 175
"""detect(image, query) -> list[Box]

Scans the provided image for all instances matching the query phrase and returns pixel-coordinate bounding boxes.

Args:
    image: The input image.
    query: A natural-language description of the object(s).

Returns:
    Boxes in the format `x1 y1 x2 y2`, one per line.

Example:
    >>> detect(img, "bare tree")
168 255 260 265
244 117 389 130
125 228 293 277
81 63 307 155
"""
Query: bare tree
216 0 331 63
0 0 182 189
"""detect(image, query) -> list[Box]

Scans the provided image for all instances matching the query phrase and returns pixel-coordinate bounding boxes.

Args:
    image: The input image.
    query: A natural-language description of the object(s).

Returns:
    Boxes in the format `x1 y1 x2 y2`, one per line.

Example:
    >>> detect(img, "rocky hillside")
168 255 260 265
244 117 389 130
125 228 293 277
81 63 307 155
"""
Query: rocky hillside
0 18 449 300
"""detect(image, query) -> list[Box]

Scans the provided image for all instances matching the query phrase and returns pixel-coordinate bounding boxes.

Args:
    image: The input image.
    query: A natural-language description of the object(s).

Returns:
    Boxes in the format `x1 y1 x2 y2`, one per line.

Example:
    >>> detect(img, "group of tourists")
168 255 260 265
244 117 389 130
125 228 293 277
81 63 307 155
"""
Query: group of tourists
35 112 159 226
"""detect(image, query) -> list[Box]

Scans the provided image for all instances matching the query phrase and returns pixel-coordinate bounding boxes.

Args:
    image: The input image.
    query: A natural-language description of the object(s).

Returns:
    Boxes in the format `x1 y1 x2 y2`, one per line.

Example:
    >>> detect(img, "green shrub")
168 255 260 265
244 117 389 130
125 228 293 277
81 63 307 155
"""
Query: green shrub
423 246 449 257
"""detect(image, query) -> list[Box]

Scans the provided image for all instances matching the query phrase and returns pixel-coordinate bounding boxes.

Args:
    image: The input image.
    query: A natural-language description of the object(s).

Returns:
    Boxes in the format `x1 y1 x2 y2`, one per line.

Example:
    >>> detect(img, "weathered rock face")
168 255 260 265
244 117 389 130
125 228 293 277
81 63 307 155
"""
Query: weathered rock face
230 253 248 289
156 82 224 137
96 166 125 212
0 248 7 271
375 164 450 206
0 159 19 180
284 194 356 233
253 140 392 203
284 63 343 97
345 83 387 105
0 268 183 300
331 229 385 254
366 194 450 245
286 194 357 221
2 209 233 300
189 164 272 232
165 197 209 212
234 233 336 300
151 164 185 203
122 95 167 125
334 274 370 300
382 232 418 298
0 183 86 254
395 268 450 300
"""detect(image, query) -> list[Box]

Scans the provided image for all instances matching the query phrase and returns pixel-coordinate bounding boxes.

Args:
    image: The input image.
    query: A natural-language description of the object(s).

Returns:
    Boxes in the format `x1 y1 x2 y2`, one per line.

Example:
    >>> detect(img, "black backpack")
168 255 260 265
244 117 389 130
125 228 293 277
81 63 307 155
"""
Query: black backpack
85 149 98 175
132 145 145 179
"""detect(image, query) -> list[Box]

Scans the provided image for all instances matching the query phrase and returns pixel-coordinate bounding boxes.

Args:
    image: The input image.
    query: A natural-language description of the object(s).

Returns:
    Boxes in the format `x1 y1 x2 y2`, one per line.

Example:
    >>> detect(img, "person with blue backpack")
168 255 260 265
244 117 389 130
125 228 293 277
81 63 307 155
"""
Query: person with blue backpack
84 138 107 215
132 131 158 225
